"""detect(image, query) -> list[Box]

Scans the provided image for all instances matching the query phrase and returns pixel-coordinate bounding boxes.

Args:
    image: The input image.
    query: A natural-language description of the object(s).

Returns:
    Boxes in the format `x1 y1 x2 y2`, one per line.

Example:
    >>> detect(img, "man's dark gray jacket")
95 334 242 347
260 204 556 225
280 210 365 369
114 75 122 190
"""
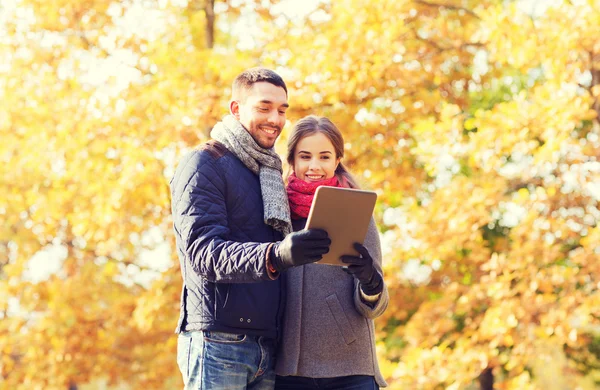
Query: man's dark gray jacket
170 141 283 338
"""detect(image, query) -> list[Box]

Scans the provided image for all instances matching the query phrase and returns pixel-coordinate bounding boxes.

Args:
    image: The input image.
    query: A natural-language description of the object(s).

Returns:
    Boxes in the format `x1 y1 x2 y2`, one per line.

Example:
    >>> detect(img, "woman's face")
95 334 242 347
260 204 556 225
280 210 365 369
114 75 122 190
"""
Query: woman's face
292 132 341 182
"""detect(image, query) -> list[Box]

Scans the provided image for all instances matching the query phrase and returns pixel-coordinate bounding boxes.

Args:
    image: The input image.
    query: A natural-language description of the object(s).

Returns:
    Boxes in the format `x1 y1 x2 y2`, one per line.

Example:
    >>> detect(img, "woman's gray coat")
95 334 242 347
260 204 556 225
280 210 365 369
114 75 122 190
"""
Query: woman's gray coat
275 218 388 387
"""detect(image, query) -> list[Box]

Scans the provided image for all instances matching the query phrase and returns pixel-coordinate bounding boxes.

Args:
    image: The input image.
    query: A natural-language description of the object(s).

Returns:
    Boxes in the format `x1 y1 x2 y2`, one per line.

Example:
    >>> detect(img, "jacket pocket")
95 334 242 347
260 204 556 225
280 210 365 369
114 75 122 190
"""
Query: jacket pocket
214 283 230 320
217 283 278 331
325 294 357 345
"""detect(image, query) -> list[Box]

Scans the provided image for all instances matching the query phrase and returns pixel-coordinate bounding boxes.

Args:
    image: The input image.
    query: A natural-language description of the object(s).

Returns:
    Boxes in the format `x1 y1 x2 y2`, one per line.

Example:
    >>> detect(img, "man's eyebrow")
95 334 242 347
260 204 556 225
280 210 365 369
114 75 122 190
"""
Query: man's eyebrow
258 100 289 108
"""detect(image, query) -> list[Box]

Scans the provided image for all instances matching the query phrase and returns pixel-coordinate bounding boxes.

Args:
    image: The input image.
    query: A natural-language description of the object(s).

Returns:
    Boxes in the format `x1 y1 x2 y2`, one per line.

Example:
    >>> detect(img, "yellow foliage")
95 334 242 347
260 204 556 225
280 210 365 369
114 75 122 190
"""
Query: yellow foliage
2 0 600 388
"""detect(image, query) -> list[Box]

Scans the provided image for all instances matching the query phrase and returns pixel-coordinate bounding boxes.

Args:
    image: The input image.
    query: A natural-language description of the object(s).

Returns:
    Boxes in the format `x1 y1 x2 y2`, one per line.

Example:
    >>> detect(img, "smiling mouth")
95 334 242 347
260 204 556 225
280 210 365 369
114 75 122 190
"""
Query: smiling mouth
260 126 279 135
306 175 324 180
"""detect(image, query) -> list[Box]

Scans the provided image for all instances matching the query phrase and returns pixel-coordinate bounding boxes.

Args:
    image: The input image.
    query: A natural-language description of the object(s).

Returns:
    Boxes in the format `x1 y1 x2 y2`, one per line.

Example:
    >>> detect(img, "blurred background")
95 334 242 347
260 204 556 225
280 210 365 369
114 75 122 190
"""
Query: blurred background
1 0 600 389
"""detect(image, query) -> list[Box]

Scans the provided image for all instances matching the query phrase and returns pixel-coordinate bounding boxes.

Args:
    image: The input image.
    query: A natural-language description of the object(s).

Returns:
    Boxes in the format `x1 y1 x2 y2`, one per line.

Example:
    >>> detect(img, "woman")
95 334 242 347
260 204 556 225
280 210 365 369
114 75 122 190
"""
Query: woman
275 115 388 389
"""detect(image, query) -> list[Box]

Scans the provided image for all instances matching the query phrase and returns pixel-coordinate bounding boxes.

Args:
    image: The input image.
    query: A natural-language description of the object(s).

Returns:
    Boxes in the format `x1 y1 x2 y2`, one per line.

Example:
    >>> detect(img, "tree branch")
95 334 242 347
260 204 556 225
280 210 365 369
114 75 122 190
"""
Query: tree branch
414 0 480 19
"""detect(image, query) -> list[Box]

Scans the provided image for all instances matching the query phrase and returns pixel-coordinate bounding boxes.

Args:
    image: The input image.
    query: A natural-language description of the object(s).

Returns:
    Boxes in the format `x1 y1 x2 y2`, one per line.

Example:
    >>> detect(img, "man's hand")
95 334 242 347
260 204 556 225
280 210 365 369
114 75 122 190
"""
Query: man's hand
341 243 383 296
270 229 331 272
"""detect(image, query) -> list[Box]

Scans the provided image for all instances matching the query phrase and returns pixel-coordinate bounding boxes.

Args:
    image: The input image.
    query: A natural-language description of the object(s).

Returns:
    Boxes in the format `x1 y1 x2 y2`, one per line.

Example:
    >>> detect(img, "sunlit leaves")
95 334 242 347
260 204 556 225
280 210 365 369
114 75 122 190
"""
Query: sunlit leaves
2 0 600 388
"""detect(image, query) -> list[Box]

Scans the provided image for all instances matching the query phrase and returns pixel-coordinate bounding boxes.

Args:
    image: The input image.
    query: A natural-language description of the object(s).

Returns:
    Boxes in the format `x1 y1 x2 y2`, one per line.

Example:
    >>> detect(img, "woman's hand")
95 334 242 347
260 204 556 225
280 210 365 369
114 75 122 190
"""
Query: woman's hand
341 243 383 296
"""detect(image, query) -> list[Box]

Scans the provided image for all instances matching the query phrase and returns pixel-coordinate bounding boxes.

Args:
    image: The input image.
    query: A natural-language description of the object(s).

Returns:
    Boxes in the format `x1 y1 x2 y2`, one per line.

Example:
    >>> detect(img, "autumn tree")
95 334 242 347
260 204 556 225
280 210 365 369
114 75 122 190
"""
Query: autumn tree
2 0 600 389
0 0 282 388
362 1 600 388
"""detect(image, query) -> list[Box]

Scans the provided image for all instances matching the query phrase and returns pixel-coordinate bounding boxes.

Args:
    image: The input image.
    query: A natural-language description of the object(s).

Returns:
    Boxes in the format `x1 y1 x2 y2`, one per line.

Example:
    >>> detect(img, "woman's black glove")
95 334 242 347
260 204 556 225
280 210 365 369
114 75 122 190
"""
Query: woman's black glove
270 229 331 272
341 243 383 296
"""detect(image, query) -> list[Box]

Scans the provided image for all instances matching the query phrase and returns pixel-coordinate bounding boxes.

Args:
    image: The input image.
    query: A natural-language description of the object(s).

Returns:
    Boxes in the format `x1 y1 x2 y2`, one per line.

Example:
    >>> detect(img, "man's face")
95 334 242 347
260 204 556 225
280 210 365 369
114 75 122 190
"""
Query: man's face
230 82 288 149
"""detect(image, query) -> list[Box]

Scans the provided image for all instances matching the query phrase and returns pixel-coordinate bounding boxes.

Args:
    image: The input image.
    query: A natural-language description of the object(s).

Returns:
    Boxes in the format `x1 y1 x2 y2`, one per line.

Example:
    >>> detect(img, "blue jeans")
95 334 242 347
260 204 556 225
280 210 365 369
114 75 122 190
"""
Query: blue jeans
177 330 276 390
274 375 378 390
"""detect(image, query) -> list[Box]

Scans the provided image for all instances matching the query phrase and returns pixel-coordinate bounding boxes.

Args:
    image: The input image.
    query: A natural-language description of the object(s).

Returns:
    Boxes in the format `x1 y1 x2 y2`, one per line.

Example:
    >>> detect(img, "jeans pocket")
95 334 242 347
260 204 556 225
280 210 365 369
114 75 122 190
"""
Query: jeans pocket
203 331 247 344
177 333 192 379
325 294 357 345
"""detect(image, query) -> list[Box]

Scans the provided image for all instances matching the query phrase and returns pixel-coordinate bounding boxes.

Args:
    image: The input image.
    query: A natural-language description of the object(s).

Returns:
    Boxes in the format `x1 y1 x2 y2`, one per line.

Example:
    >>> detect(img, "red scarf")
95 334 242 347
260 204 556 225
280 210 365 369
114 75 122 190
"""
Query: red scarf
287 173 344 219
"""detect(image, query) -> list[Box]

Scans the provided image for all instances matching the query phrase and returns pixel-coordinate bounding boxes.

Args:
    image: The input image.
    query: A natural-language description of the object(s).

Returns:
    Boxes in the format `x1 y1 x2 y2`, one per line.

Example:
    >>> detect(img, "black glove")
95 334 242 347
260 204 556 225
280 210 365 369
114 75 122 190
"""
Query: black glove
270 229 331 272
341 243 383 296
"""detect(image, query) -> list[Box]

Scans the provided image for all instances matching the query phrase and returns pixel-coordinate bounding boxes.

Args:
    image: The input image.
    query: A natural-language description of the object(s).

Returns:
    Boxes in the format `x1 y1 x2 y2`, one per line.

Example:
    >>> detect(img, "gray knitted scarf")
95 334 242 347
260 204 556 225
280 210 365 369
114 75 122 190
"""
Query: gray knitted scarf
211 115 292 236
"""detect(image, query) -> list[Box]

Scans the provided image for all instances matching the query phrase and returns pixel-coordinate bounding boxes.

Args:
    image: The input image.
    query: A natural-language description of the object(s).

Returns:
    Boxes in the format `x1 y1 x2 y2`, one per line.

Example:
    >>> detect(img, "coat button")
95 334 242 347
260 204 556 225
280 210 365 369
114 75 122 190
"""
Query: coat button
239 318 244 322
247 319 251 323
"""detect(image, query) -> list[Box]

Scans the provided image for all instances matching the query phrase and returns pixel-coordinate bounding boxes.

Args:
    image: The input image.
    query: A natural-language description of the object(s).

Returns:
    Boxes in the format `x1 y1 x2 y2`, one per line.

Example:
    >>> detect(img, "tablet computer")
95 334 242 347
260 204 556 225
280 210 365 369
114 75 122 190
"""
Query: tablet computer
305 186 377 266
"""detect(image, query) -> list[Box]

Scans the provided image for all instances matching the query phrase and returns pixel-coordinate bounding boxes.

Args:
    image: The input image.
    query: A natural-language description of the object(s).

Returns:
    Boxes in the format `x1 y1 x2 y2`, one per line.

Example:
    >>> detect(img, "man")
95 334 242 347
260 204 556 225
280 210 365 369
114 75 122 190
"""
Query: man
170 67 331 389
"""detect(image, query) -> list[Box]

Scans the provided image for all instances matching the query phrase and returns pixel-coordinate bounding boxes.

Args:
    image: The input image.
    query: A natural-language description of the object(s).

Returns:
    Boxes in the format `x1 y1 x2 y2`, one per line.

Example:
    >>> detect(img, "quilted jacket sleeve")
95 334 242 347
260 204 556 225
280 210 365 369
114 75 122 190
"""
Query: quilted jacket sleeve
171 150 273 283
353 218 389 319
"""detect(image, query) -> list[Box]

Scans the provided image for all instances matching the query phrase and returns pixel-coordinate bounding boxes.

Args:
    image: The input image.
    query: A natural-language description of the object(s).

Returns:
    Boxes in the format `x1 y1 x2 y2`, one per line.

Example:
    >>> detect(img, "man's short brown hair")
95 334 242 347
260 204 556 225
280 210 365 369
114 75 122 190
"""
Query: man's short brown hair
232 67 288 102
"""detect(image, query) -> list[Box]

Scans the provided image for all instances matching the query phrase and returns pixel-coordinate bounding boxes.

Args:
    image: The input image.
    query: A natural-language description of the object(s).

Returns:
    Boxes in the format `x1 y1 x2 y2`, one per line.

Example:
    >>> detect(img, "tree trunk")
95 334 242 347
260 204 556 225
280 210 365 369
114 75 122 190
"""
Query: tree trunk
479 367 494 390
591 50 600 121
205 0 215 49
